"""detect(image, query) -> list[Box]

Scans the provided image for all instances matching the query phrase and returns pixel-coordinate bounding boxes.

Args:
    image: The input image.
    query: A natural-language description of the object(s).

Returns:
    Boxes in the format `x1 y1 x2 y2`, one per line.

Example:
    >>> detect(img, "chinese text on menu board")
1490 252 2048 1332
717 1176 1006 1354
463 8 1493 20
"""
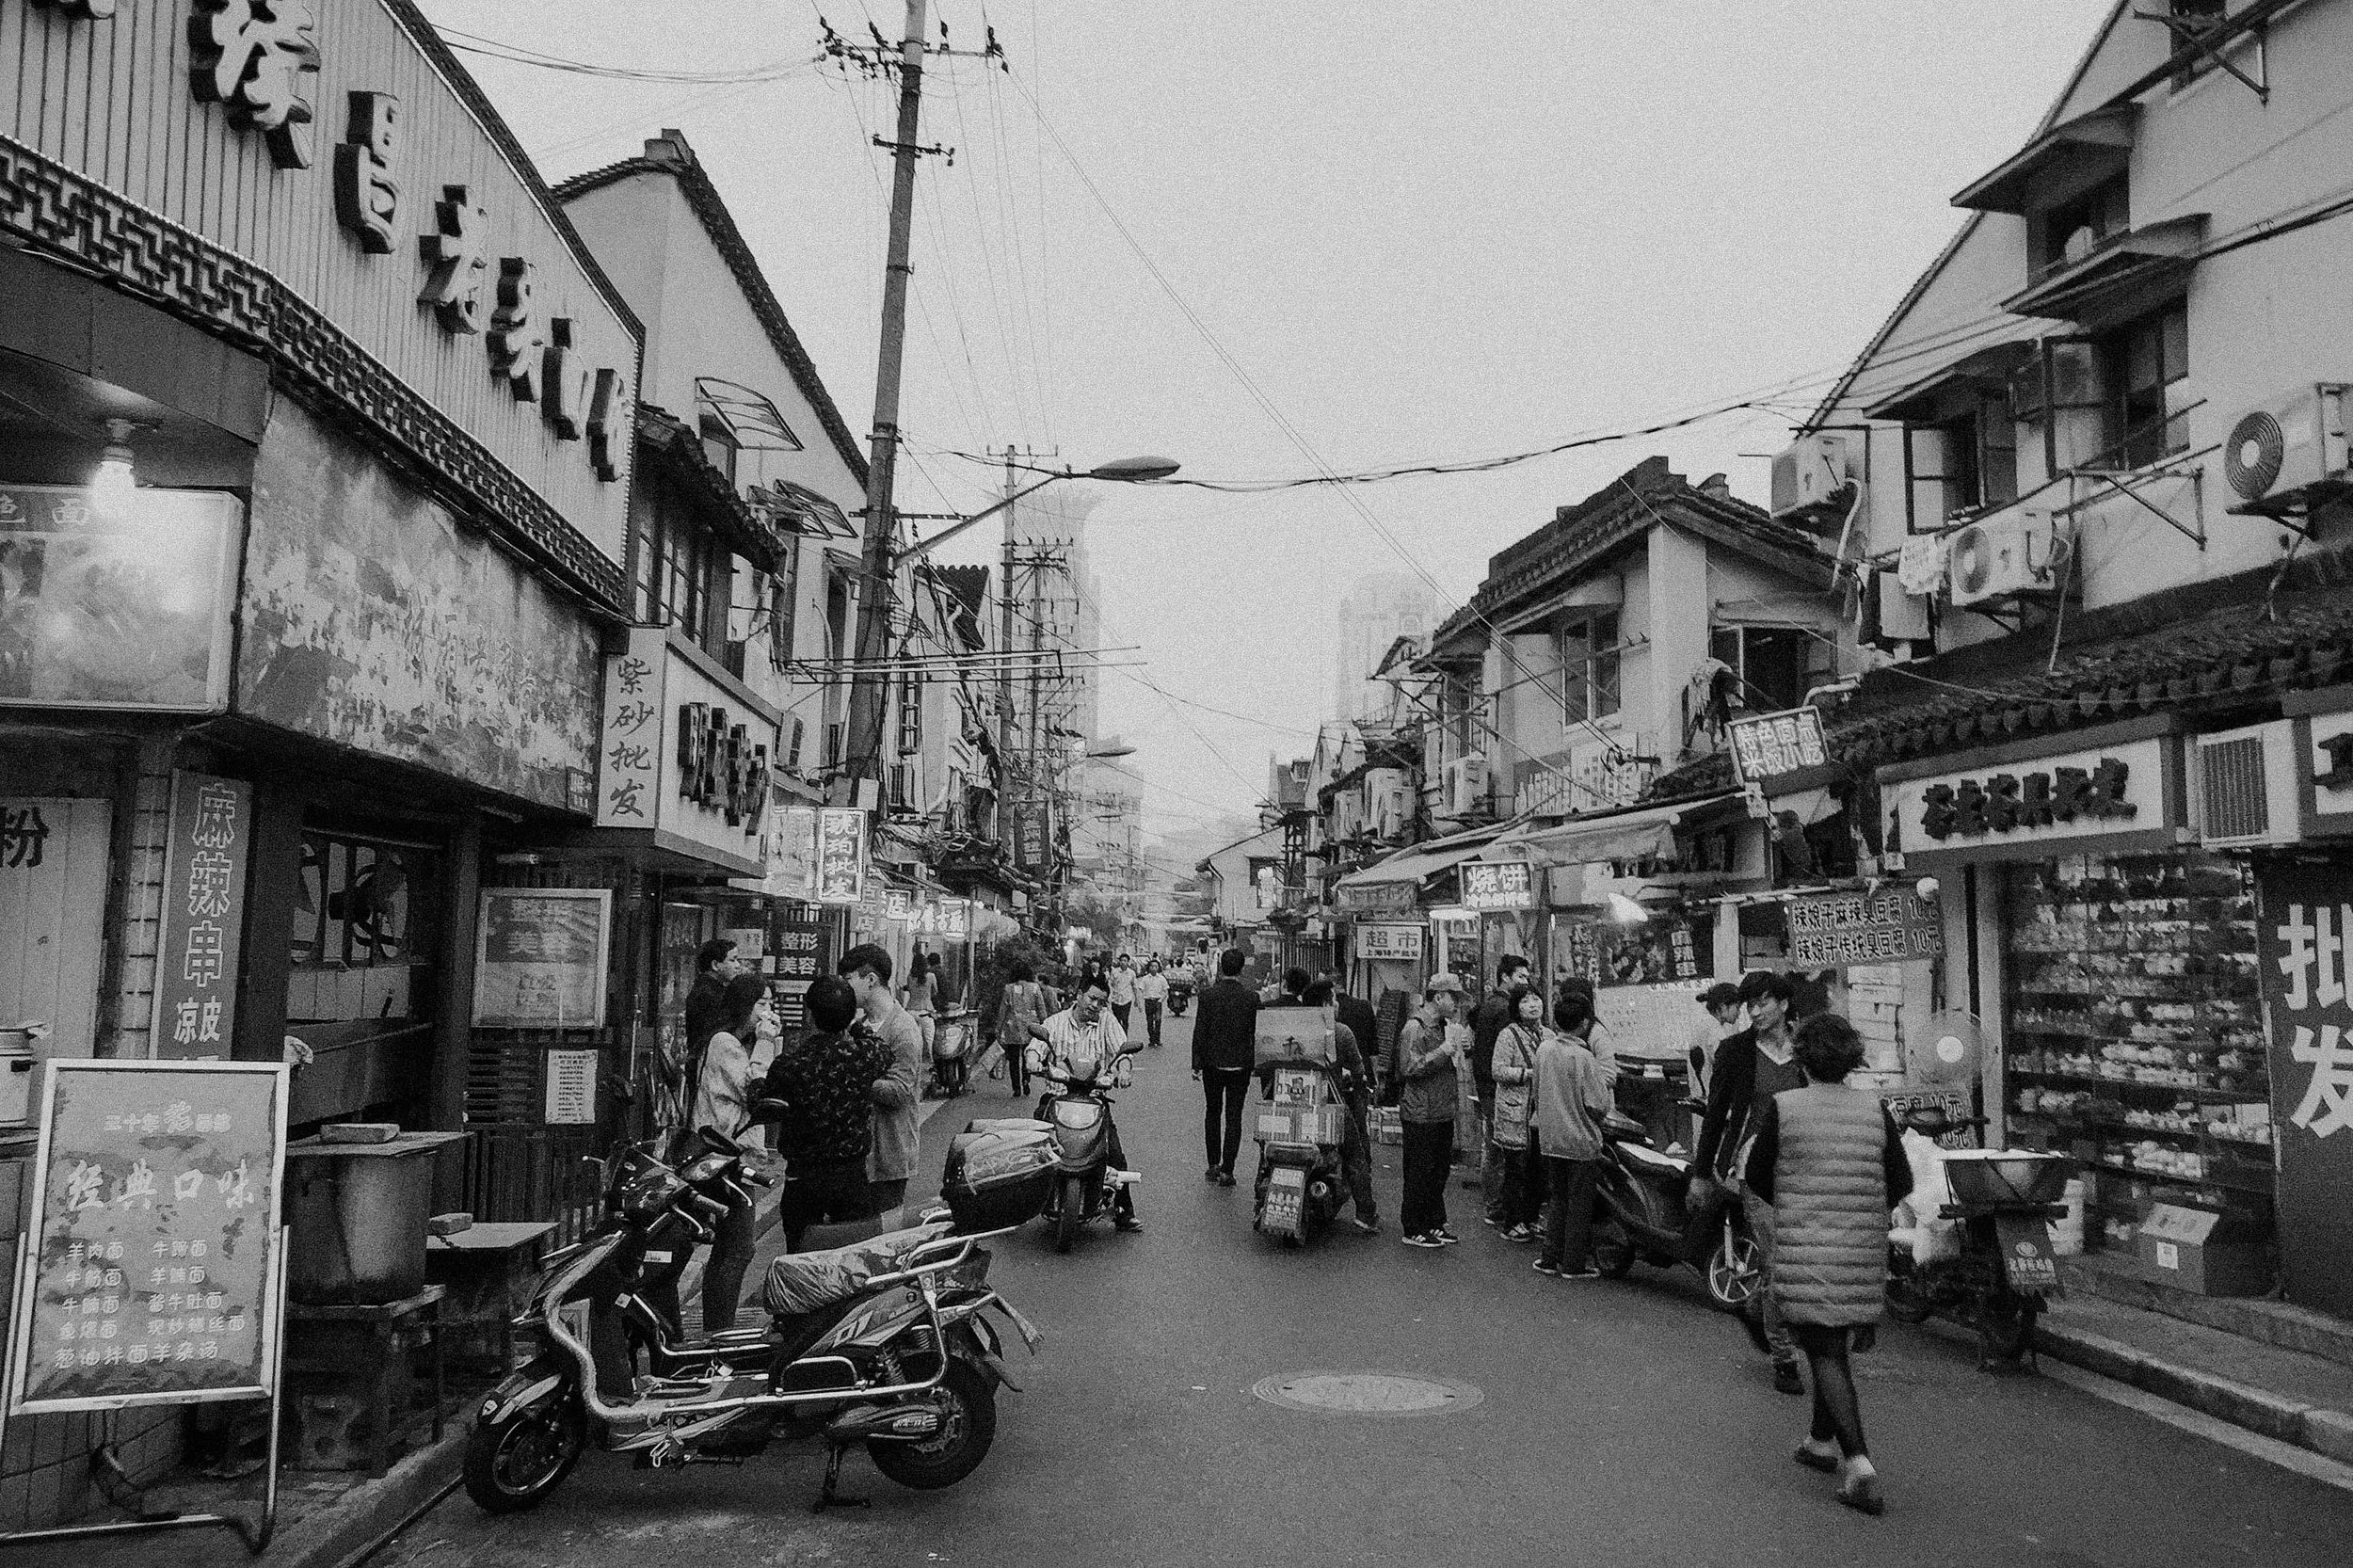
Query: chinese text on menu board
11 1064 284 1413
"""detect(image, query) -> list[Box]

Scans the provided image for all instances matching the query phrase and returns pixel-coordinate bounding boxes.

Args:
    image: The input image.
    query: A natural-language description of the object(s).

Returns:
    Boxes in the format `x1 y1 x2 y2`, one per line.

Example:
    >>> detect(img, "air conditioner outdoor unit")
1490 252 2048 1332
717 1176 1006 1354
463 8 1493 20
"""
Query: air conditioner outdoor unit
2222 384 2350 510
1769 433 1855 518
1445 757 1488 817
2193 721 2297 848
1946 508 2067 607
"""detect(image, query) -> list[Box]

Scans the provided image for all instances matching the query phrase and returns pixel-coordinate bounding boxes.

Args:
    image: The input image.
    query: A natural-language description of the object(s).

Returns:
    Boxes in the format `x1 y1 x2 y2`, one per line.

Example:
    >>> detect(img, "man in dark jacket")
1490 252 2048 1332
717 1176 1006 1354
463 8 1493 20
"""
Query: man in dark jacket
684 937 744 1060
1470 955 1529 1227
1191 947 1259 1185
1691 968 1807 1394
1335 989 1379 1087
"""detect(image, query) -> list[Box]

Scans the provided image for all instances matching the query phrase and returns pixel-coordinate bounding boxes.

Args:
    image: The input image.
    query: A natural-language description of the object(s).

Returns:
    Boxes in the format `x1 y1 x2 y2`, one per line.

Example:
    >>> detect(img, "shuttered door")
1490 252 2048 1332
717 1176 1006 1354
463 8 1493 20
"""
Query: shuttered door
0 798 112 1058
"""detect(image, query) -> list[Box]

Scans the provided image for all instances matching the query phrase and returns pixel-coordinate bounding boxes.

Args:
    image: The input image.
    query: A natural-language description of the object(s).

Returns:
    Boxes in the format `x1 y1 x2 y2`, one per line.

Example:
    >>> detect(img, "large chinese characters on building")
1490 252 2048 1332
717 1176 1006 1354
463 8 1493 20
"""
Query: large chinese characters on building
2253 859 2353 1319
7 1062 287 1414
151 774 254 1061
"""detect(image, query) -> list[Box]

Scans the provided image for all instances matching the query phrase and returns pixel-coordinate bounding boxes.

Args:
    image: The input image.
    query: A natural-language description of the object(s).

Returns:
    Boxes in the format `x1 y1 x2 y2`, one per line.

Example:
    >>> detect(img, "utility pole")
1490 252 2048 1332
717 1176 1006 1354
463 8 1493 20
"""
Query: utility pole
841 0 930 806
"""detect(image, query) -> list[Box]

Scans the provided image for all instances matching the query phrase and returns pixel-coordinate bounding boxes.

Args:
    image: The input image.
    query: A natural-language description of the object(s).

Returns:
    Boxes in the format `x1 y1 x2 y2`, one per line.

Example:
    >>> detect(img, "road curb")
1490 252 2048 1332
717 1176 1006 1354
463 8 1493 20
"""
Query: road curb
268 1428 467 1568
2034 1319 2353 1460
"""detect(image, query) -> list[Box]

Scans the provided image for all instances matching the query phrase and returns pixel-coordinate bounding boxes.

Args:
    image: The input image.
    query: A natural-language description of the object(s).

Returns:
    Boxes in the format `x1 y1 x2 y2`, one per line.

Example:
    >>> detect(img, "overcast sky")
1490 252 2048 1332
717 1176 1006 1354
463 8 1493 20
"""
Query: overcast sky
421 0 2116 835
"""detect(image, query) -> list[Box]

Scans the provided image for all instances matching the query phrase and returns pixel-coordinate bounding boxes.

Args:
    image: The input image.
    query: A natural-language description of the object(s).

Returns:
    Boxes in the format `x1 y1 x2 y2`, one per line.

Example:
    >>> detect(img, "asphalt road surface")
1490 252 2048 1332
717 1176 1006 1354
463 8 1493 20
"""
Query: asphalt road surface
378 1012 2353 1568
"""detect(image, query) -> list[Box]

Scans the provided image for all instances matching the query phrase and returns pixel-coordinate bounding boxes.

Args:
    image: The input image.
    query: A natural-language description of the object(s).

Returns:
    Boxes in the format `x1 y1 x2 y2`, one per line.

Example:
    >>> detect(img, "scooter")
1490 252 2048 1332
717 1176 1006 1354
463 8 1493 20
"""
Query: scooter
1037 1049 1141 1254
1883 1105 2071 1368
1590 1101 1760 1313
464 1117 1039 1514
1251 1058 1350 1246
1167 975 1193 1016
928 1017 972 1099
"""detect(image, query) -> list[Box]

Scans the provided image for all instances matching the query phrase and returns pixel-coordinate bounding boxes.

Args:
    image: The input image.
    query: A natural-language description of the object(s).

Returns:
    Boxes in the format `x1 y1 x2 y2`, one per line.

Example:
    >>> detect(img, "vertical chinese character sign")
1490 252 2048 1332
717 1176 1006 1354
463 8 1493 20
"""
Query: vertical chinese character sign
814 808 866 904
595 629 663 828
2255 859 2353 1318
151 774 253 1061
7 1061 288 1414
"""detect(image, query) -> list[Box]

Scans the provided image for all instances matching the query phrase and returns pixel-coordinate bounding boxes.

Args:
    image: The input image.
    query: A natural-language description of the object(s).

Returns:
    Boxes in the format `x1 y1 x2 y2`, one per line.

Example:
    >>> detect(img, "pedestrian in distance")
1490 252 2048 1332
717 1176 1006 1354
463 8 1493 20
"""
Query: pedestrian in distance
1388 974 1465 1248
1692 968 1809 1396
903 946 938 1080
687 973 769 1332
1487 984 1547 1243
1688 981 1745 1099
763 975 896 1252
993 955 1050 1098
684 937 744 1062
1136 958 1169 1047
1744 1013 1913 1517
1109 952 1139 1036
1192 947 1259 1186
1470 954 1529 1229
1302 979 1380 1233
1530 988 1614 1278
837 943 923 1223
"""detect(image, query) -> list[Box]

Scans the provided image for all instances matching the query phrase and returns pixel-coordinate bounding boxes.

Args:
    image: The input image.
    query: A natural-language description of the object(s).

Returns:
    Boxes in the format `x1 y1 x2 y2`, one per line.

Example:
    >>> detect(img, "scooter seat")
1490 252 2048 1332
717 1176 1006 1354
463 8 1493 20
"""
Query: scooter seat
761 1221 954 1316
1616 1142 1689 1180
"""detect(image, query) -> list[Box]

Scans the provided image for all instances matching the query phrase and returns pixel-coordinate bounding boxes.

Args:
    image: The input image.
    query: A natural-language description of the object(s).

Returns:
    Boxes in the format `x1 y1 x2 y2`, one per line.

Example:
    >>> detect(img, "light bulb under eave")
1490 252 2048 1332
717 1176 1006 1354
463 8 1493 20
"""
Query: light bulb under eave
1606 891 1650 925
89 443 136 509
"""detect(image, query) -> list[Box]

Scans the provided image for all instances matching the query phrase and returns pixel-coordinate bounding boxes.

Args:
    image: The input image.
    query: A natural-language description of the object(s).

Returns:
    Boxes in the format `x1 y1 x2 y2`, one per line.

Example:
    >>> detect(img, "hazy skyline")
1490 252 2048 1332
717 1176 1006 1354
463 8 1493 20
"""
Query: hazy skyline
419 0 2115 831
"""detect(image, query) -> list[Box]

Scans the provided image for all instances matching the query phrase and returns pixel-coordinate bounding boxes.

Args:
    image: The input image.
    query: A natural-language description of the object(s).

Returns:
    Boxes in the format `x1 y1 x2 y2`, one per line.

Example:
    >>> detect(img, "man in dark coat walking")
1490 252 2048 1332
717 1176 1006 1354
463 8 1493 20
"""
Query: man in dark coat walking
1191 947 1260 1185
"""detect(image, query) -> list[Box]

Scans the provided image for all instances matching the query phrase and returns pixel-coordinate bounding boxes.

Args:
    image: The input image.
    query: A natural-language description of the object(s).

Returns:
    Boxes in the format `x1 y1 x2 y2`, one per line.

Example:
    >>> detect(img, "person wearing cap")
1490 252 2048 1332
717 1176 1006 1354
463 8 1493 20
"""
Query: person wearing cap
1693 968 1807 1396
1688 982 1746 1098
1387 974 1465 1247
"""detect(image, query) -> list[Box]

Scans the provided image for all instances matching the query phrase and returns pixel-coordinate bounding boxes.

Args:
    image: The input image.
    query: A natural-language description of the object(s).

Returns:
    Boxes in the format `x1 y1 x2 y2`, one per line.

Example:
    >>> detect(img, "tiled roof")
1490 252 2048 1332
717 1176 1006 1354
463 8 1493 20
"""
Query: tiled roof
554 135 870 487
1643 546 2353 798
636 403 788 570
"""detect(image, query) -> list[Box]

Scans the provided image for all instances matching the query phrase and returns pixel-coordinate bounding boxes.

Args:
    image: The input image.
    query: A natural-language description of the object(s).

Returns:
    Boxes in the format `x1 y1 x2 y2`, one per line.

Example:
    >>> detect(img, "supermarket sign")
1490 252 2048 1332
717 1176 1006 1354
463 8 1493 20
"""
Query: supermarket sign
1357 923 1425 963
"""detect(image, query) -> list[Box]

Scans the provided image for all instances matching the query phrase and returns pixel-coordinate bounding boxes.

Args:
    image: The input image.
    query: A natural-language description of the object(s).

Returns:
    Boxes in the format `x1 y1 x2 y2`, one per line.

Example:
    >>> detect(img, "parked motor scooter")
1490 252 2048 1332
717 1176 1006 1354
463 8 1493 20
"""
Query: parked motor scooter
1883 1105 2071 1368
1589 1100 1760 1313
1036 1049 1141 1253
928 1016 972 1099
464 1115 1039 1514
1252 1057 1351 1246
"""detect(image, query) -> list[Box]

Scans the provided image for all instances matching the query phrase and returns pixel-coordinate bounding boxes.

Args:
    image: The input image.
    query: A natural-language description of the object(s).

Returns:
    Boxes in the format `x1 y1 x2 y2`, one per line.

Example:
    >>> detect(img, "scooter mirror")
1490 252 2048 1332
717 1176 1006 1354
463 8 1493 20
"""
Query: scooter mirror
748 1097 792 1127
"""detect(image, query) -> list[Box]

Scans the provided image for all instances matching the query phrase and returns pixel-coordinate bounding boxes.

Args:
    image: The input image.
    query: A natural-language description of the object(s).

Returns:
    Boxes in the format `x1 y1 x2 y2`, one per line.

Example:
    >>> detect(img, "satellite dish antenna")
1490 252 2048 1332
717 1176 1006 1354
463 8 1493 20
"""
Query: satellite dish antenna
1907 1009 1983 1088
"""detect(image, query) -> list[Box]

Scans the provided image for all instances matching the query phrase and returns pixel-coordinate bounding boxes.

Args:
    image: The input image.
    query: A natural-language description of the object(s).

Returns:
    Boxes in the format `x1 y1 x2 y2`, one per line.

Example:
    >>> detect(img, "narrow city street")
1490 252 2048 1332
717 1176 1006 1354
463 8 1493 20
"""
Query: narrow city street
376 1013 2353 1568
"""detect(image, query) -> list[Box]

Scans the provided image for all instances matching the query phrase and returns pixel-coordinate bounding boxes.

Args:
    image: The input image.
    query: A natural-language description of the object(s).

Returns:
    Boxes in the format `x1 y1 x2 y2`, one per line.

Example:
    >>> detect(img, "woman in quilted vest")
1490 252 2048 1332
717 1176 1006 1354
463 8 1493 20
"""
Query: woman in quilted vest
1745 1013 1913 1517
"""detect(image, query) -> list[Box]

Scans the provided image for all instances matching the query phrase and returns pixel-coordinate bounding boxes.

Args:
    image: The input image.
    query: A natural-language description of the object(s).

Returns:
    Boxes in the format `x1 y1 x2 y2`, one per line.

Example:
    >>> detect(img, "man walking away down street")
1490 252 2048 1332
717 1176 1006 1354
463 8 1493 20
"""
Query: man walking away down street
1470 955 1529 1228
1746 1013 1913 1517
1108 953 1138 1035
1531 988 1614 1278
1387 974 1465 1247
838 943 923 1223
764 975 896 1251
1693 968 1808 1396
995 955 1050 1097
1137 959 1169 1047
689 973 769 1331
1304 979 1380 1233
1192 948 1259 1186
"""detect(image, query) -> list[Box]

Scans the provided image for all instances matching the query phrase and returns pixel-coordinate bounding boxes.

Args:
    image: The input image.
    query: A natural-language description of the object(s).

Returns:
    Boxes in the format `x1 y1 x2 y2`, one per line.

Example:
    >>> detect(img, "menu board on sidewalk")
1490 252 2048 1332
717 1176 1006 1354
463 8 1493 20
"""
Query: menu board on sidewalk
7 1061 289 1414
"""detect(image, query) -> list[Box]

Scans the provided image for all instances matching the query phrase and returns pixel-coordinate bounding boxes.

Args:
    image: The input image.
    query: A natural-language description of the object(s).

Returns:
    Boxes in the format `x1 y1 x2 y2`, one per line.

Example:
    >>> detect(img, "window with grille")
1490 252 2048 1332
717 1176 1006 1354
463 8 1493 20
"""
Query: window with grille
888 763 913 810
1559 610 1621 723
898 674 922 755
627 489 722 650
2100 300 2190 471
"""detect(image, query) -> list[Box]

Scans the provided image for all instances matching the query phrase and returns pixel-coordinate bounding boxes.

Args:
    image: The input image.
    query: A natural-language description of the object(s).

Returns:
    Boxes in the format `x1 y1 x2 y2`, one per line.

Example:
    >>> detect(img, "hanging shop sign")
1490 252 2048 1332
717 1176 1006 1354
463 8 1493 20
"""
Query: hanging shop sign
1726 707 1830 787
6 2 638 569
1553 912 1709 987
937 899 971 939
1011 799 1052 873
1357 923 1425 963
2284 687 2353 839
1460 859 1538 913
2251 857 2353 1319
472 888 612 1030
7 1060 288 1415
0 486 241 712
768 913 825 1030
542 1048 599 1126
886 888 913 923
814 808 868 905
1785 888 1944 968
1336 879 1417 915
149 774 254 1062
1880 728 2182 865
594 629 777 876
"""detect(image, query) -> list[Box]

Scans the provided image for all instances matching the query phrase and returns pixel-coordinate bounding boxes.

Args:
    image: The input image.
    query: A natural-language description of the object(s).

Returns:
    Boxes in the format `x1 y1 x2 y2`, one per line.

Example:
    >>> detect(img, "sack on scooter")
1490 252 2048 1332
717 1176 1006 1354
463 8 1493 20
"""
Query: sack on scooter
1890 1129 1961 1265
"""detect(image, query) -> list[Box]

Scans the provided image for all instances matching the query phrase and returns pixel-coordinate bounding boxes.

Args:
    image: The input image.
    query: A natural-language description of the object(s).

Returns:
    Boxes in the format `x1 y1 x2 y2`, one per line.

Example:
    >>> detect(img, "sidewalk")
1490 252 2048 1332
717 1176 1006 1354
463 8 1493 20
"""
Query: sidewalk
2031 1255 2353 1467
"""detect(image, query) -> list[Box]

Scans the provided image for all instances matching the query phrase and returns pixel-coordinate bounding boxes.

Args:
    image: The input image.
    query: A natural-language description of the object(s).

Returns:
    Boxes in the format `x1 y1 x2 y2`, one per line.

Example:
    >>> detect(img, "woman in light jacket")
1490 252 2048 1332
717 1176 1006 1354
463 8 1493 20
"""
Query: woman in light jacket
1486 985 1547 1242
1744 1012 1913 1517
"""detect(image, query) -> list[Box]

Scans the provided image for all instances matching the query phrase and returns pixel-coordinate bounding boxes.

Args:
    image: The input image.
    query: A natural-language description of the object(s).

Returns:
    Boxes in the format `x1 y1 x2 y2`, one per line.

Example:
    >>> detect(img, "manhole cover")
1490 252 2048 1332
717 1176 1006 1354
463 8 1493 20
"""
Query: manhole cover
1251 1371 1482 1416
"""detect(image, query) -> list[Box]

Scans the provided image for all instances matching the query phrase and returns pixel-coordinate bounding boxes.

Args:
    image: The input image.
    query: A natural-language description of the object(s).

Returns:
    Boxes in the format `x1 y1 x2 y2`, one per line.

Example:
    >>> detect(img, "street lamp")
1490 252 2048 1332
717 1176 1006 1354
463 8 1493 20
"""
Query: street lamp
889 455 1180 568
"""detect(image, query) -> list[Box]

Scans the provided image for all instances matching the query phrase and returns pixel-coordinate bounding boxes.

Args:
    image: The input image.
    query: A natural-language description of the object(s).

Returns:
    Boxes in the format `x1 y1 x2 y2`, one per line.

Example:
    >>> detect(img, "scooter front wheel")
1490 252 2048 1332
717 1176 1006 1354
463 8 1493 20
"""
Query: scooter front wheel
867 1357 998 1490
1978 1293 2040 1362
1055 1176 1084 1254
1705 1229 1760 1314
462 1392 586 1513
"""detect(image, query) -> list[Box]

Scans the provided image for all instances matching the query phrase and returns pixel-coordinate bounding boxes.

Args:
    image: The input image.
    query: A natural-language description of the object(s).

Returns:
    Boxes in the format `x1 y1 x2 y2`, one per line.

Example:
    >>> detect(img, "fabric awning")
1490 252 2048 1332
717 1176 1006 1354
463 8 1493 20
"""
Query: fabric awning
1477 795 1737 870
1331 824 1513 891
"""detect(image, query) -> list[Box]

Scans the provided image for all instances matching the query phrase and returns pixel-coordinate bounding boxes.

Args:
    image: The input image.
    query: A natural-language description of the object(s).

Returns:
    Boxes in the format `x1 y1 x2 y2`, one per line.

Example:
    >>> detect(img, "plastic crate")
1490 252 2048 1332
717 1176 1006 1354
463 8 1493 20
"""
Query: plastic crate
1943 1150 2072 1208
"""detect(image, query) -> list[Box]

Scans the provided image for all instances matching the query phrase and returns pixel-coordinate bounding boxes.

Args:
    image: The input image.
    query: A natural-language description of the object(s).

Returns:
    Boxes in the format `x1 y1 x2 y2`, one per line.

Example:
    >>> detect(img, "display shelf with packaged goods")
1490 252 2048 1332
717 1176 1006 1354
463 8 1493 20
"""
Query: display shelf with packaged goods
2004 850 2272 1257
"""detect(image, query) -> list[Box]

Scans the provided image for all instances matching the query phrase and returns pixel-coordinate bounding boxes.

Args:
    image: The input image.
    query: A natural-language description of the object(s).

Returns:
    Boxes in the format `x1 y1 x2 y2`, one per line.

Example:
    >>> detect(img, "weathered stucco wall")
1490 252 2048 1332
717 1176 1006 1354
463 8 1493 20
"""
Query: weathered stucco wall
237 401 600 808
